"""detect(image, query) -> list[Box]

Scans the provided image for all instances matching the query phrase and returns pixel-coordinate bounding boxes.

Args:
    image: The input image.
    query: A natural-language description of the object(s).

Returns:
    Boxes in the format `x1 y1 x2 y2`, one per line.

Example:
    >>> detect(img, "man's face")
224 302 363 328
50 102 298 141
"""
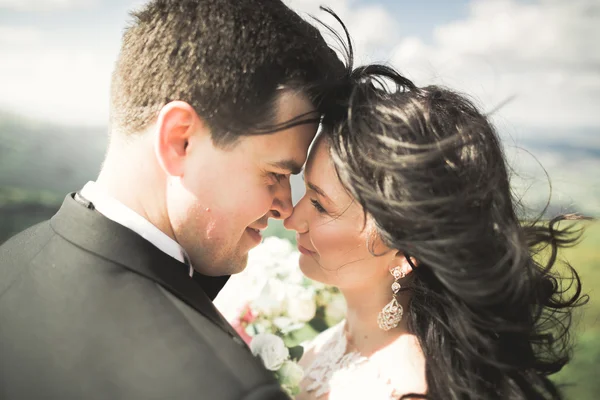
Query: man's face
166 92 317 276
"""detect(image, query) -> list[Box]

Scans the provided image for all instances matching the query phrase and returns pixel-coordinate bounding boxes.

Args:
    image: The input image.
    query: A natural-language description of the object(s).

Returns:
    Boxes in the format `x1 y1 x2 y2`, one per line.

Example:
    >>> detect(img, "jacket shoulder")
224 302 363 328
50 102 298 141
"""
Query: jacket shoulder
0 227 288 399
0 220 53 297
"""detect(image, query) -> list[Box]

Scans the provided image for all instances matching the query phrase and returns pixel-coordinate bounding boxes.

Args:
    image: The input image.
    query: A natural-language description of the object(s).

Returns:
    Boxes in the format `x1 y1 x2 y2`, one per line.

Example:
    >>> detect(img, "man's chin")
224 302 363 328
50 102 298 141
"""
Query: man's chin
190 251 248 276
226 252 249 275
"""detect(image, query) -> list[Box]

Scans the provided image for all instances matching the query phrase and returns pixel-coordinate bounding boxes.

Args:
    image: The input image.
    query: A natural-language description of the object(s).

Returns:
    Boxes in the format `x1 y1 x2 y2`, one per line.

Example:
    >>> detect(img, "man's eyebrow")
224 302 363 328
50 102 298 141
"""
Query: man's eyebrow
268 160 304 175
307 181 328 200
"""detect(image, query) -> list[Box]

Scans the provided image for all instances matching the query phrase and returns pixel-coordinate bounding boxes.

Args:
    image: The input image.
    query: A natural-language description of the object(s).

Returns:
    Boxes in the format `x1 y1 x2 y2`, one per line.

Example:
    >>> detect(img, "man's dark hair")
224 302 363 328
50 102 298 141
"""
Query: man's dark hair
110 0 344 146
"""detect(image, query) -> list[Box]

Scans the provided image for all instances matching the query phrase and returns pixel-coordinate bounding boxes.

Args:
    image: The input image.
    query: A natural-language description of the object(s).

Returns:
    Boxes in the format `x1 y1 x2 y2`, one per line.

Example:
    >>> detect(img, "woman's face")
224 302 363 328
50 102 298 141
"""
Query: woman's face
284 136 396 289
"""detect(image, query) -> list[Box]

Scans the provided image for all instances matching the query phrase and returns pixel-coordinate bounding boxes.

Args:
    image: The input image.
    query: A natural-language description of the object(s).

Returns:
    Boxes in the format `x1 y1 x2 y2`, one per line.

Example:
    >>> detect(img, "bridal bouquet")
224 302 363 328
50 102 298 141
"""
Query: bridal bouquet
250 333 304 396
215 237 346 344
214 237 346 394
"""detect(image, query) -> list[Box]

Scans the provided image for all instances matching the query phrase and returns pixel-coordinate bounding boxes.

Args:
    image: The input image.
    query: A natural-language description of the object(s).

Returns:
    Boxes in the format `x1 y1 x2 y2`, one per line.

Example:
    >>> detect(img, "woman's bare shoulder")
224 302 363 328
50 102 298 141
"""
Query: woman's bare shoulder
379 333 428 397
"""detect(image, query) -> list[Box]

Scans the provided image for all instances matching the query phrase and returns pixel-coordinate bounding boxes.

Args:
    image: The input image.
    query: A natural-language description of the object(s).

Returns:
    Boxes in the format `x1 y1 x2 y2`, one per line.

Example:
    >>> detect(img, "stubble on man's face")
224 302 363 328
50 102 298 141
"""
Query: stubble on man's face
168 92 318 276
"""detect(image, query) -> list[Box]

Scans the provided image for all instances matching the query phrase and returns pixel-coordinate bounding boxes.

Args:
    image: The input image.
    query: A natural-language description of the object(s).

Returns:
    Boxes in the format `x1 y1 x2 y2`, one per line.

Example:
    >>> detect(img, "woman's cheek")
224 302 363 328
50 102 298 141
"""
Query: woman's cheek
311 220 354 269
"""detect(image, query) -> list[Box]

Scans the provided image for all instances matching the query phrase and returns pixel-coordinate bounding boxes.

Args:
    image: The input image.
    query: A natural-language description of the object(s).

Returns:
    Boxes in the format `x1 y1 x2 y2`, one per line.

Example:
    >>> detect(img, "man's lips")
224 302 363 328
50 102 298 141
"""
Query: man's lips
247 223 268 233
246 225 267 243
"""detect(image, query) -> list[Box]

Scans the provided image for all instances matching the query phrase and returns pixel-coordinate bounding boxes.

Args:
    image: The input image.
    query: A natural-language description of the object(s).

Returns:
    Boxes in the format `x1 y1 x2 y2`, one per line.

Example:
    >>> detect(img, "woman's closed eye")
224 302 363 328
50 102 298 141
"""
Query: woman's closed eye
310 198 327 214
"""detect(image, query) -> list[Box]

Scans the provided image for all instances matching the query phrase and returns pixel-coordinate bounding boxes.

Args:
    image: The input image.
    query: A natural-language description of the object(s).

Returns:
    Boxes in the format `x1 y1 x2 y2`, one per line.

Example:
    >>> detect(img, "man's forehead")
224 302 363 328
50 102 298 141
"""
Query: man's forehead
274 90 316 122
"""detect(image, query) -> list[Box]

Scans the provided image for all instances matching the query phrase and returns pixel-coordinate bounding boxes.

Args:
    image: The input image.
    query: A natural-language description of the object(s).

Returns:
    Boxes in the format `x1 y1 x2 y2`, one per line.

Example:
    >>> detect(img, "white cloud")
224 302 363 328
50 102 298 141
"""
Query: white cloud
287 0 600 130
0 26 116 126
391 0 600 130
0 0 397 127
0 0 95 11
1 0 598 134
287 0 600 214
0 26 42 45
284 0 399 63
388 0 600 213
504 143 600 216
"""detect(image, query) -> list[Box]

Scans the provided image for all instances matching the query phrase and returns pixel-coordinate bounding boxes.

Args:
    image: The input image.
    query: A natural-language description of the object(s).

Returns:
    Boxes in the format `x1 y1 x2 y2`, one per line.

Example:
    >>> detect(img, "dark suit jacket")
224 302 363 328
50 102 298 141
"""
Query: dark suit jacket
0 193 288 400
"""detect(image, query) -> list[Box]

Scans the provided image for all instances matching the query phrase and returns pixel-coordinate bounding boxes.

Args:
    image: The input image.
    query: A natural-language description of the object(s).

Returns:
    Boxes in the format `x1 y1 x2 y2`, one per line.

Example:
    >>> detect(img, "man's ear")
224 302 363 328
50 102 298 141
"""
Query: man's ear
154 100 206 177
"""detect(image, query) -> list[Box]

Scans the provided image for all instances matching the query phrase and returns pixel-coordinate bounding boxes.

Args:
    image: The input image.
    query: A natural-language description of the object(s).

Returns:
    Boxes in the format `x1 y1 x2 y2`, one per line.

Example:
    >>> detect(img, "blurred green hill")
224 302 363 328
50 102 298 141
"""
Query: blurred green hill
552 221 600 398
0 111 107 242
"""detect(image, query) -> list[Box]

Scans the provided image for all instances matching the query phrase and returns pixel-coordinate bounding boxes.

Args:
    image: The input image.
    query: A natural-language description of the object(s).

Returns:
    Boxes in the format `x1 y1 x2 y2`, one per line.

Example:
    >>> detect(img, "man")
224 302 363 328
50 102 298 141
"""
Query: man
0 0 344 398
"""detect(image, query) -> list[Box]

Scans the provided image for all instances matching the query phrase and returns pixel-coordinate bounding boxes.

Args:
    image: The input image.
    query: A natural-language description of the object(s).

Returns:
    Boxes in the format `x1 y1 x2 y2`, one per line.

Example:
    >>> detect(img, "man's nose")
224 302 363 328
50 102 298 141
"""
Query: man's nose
269 178 293 220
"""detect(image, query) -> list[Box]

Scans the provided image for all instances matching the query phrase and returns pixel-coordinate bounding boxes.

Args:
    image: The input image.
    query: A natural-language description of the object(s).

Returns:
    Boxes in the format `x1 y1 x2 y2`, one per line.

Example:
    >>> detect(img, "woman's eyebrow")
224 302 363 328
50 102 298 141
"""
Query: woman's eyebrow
307 181 329 200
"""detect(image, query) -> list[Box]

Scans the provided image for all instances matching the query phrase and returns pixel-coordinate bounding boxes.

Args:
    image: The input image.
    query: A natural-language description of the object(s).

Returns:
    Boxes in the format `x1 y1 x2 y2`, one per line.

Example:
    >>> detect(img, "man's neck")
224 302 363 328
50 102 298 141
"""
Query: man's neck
95 134 177 242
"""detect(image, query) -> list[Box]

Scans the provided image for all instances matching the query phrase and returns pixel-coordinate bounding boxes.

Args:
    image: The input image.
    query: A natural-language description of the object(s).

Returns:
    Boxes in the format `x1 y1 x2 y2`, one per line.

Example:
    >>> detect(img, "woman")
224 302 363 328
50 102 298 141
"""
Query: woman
283 63 587 399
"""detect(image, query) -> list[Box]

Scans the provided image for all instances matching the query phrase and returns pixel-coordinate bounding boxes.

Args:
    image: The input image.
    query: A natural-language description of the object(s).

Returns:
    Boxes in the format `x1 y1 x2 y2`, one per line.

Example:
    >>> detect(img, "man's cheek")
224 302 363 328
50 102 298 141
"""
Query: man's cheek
245 191 272 215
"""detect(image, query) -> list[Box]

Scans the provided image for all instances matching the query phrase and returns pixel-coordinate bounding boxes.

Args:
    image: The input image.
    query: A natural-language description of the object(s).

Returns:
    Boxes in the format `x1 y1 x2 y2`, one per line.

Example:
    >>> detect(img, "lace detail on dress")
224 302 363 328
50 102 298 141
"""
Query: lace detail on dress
302 321 401 400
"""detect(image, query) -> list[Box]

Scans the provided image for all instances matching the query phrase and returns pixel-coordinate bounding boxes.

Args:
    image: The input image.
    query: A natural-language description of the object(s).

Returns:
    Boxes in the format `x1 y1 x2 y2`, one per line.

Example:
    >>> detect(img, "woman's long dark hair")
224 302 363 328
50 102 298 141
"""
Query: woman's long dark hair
316 8 589 400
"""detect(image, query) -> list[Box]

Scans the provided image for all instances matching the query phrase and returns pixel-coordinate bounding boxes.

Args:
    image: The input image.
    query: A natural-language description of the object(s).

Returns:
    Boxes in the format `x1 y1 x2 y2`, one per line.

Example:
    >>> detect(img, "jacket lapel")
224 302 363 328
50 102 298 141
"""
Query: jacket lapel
50 193 241 341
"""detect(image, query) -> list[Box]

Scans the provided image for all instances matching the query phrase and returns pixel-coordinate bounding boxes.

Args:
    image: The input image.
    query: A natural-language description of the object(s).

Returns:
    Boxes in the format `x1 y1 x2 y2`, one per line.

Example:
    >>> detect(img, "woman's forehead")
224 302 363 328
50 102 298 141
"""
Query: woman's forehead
305 137 339 191
306 138 358 208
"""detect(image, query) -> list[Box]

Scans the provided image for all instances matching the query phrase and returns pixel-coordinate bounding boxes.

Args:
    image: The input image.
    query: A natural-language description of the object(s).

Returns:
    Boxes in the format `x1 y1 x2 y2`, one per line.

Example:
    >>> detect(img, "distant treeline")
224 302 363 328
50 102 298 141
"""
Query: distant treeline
0 111 106 243
0 187 62 244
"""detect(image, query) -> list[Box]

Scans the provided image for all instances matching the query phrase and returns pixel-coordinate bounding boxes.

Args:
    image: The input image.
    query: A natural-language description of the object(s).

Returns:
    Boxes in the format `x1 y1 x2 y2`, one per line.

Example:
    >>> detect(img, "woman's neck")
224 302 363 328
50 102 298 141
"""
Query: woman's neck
340 285 411 356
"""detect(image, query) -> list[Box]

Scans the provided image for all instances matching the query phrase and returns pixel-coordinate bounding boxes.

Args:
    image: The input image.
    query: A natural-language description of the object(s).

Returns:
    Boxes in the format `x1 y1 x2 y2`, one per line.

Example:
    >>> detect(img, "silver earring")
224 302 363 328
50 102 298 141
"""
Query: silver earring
377 266 405 331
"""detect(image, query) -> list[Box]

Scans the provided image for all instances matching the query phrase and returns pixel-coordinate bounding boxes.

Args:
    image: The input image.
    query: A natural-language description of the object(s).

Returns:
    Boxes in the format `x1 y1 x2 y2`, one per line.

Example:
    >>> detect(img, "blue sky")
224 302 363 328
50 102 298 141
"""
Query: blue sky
0 0 471 42
0 0 598 215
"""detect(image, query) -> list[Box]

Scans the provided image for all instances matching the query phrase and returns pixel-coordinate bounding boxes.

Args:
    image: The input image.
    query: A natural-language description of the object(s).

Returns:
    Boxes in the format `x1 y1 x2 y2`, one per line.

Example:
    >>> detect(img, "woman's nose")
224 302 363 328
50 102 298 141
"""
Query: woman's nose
283 198 308 233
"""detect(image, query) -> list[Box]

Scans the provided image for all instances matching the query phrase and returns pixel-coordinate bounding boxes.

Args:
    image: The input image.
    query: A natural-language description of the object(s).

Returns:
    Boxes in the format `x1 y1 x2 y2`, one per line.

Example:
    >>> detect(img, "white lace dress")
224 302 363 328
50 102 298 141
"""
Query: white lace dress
299 321 405 400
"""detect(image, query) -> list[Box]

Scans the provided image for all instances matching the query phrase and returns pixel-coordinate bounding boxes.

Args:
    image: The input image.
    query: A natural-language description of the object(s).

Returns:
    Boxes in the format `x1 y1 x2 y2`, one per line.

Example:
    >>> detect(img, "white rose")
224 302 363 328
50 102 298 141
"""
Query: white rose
246 245 275 276
287 287 317 323
251 279 287 316
277 360 304 391
325 294 347 322
250 333 290 371
274 317 305 335
263 237 294 262
273 316 294 331
245 238 292 281
282 254 304 284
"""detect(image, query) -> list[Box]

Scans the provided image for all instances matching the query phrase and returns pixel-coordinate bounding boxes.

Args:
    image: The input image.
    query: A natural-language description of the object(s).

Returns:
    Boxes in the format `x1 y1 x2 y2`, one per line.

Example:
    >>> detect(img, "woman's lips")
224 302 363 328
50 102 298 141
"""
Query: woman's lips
297 243 315 255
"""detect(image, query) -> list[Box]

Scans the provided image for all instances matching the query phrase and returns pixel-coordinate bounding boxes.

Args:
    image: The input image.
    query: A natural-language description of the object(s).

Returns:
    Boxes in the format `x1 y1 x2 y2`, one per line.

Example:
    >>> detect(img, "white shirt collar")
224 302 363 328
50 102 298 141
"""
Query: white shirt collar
80 181 194 277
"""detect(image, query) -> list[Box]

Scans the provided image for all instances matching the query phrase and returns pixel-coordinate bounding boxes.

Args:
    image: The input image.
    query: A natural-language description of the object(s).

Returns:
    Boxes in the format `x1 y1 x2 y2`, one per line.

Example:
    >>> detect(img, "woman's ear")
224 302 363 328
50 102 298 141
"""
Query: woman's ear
388 252 417 278
154 100 206 177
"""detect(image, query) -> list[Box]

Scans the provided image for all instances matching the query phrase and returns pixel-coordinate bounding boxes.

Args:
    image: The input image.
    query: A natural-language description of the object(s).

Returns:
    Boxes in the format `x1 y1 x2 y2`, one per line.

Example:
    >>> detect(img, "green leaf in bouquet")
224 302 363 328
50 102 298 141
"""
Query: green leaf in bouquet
288 345 304 362
278 321 305 336
283 324 318 347
308 316 329 333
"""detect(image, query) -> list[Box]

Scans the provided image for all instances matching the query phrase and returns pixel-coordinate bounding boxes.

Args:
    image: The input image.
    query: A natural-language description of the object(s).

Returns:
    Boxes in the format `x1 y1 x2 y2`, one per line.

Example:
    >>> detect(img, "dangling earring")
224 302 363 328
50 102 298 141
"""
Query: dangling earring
377 266 405 331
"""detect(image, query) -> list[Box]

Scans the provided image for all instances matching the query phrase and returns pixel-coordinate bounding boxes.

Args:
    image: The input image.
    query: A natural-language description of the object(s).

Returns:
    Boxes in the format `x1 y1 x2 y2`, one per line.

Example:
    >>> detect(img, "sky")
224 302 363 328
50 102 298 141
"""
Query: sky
0 0 599 214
